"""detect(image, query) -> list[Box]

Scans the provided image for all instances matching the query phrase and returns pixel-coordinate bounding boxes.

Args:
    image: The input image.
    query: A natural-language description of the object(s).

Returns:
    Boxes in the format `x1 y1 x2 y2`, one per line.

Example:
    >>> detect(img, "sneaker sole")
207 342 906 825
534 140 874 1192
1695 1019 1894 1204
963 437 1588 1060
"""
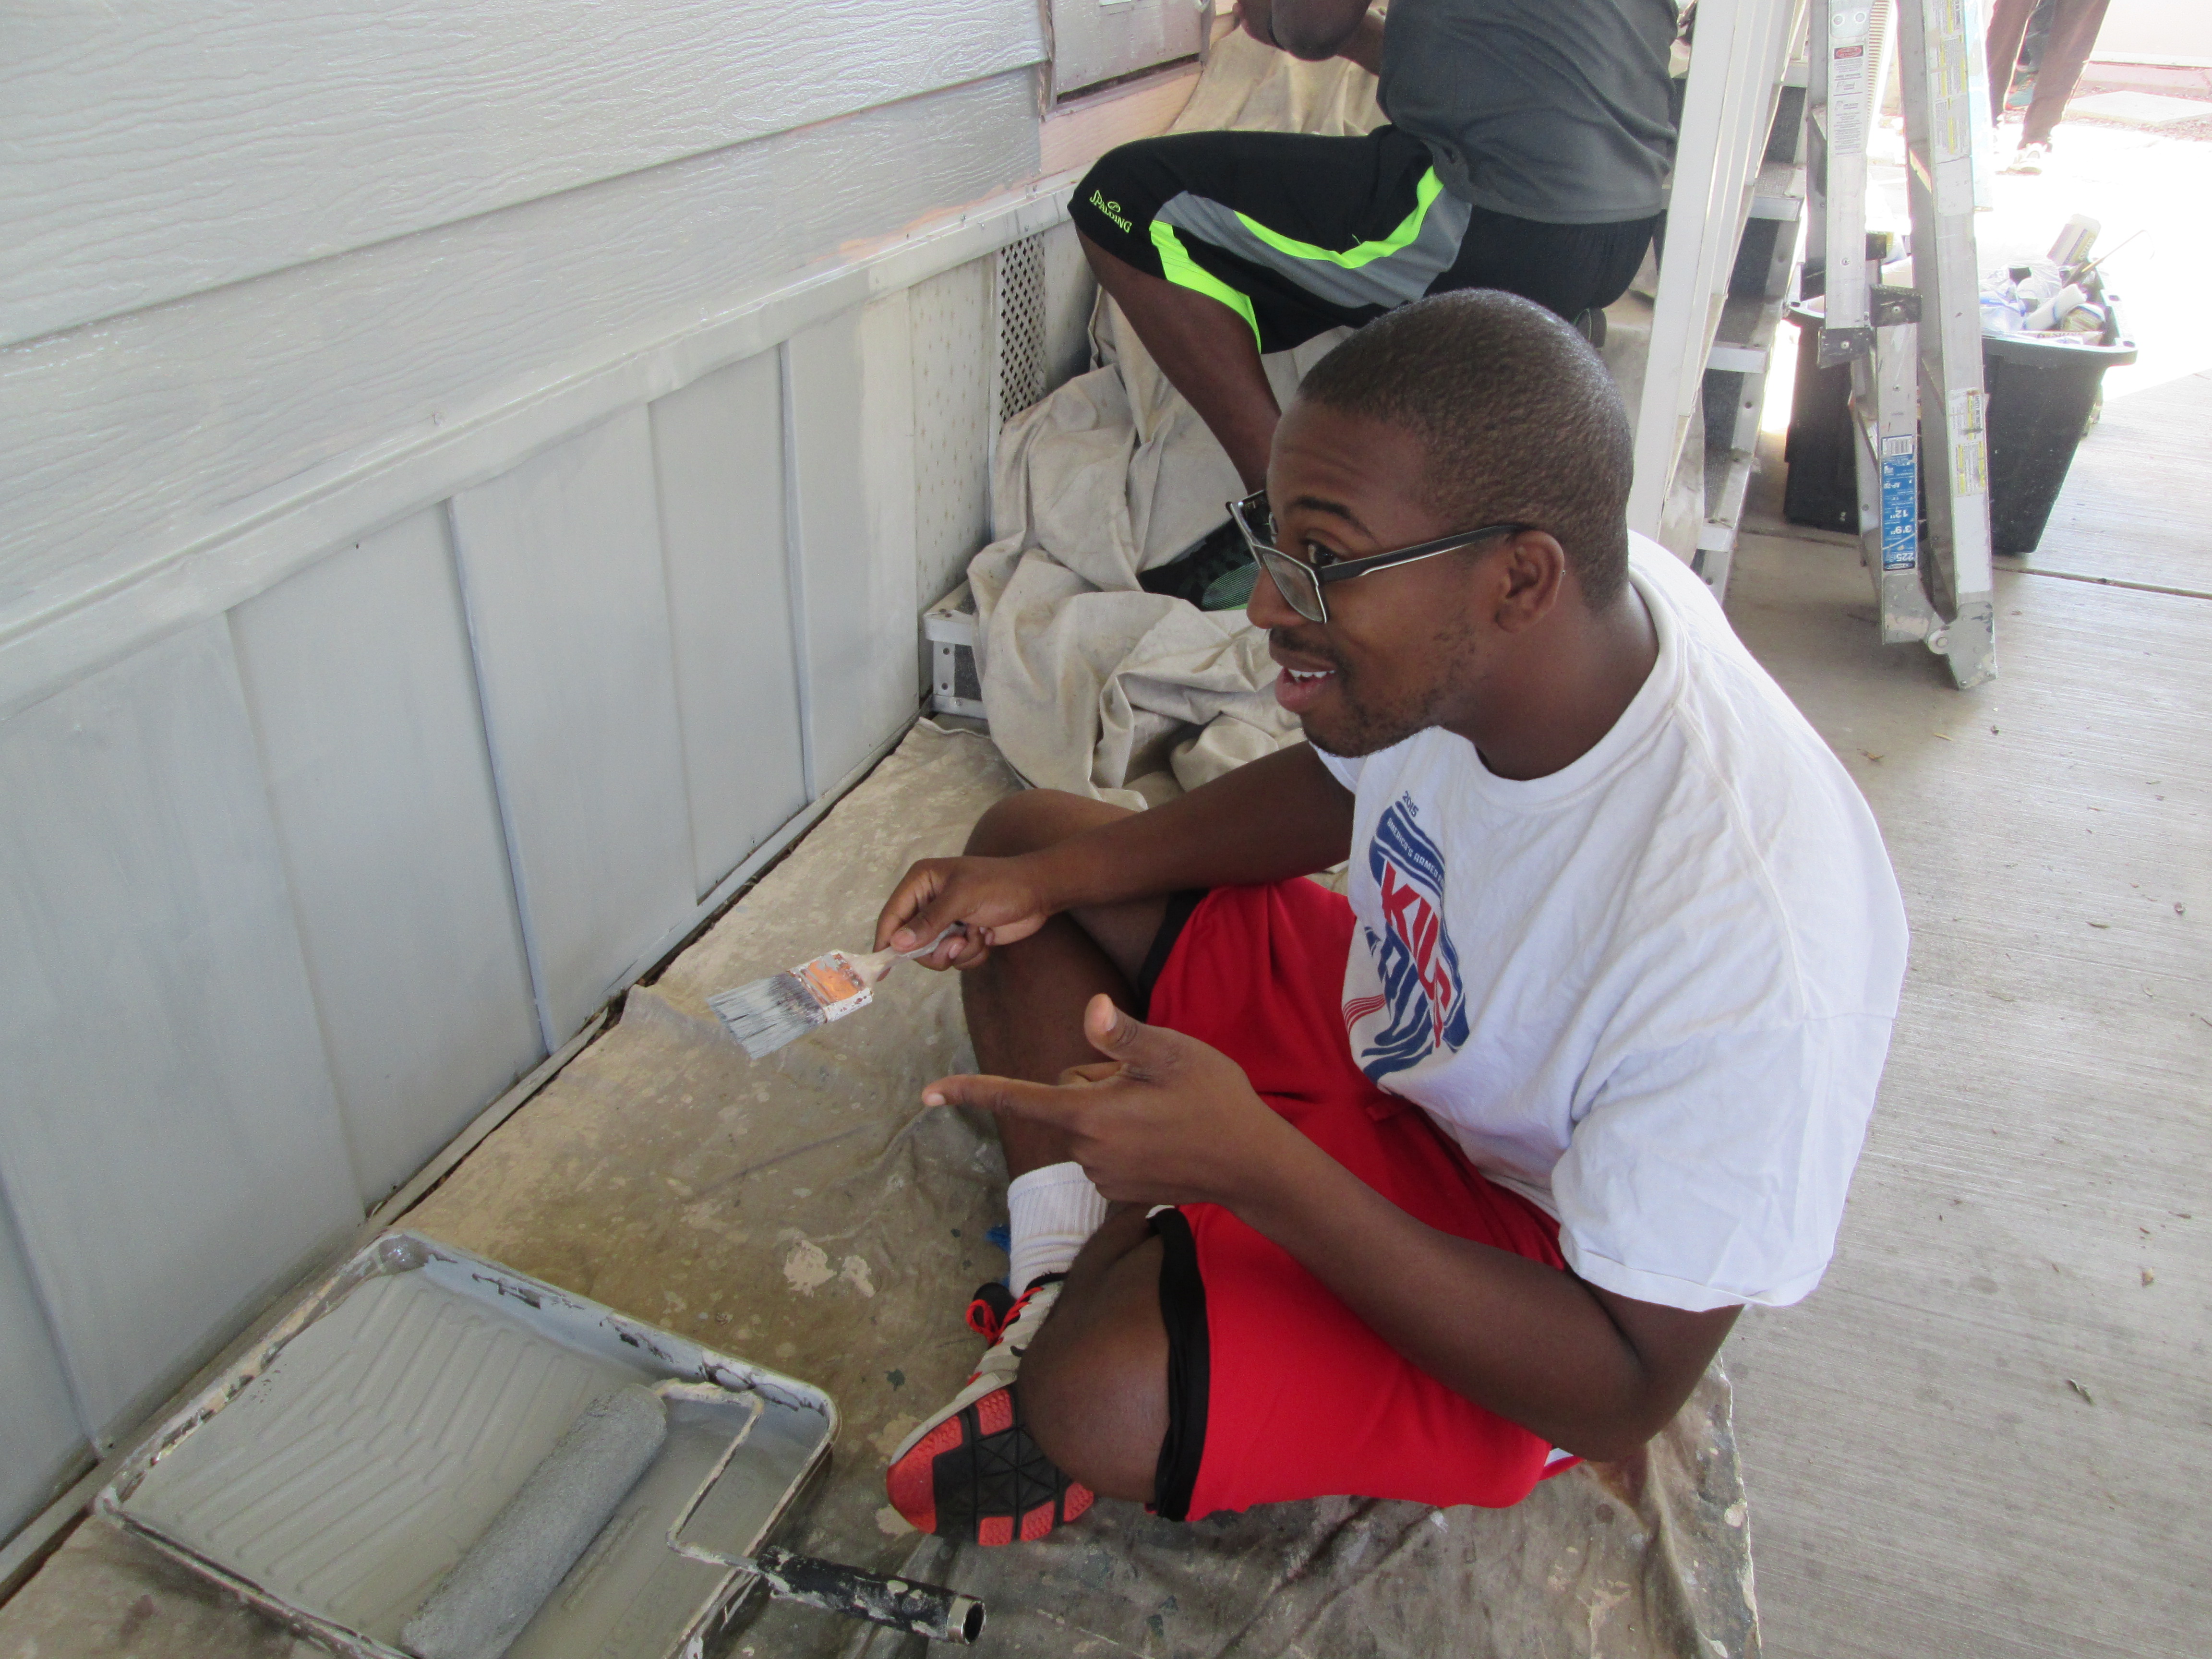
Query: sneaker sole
885 1386 1094 1543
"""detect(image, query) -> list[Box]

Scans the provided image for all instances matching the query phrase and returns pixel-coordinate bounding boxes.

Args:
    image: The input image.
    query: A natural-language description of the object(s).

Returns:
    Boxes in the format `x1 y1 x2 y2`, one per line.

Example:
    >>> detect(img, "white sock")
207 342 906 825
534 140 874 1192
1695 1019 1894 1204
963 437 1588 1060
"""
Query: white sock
1006 1162 1109 1294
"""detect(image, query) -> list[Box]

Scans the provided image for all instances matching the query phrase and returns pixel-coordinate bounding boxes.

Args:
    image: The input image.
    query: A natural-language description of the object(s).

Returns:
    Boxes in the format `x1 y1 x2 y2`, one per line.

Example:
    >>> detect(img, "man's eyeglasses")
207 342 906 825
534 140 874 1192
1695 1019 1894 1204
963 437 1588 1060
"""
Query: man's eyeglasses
1226 492 1527 625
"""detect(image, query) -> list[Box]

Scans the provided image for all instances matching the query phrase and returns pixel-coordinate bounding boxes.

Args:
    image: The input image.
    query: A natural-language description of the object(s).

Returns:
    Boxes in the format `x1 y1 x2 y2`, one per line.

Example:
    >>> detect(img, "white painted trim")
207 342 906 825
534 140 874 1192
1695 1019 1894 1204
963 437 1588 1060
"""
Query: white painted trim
0 1464 101 1606
1039 61 1199 173
0 179 1082 725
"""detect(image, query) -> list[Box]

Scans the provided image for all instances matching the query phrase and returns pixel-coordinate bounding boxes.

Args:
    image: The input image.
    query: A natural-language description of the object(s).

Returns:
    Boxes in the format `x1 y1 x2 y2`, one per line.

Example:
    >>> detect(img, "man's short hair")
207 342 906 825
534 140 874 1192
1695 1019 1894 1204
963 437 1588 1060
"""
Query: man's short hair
1297 290 1634 609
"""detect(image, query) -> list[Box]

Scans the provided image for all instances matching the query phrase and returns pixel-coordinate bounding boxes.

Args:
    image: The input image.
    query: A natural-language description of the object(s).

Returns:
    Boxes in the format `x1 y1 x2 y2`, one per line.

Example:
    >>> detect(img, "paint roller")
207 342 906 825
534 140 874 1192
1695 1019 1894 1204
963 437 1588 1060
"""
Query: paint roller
401 1383 983 1659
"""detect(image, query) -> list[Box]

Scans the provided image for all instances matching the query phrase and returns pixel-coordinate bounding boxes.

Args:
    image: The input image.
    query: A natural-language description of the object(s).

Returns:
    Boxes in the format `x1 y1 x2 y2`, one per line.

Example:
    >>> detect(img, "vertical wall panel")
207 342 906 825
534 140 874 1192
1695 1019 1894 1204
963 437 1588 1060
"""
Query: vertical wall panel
0 1204 87 1538
786 297 921 790
648 353 808 900
908 258 995 611
449 410 697 1043
0 621 361 1439
229 511 544 1205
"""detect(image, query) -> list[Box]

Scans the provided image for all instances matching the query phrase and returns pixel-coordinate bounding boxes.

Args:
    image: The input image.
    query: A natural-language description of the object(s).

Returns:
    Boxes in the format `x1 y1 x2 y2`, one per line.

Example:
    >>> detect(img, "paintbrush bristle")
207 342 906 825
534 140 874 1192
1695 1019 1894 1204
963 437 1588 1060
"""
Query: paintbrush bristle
708 972 830 1059
709 950 880 1059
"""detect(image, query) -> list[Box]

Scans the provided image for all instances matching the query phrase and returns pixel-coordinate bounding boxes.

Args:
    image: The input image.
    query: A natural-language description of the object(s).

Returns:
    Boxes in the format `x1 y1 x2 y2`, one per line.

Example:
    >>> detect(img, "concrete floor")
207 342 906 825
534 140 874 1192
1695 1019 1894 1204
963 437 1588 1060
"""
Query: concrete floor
1718 369 2210 1654
1719 106 2211 1658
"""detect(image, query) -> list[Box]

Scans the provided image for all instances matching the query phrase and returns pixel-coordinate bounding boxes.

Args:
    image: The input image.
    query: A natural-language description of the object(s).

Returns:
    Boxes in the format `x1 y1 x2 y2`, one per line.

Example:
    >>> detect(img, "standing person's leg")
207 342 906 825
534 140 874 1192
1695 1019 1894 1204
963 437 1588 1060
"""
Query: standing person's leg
1081 241 1284 493
2022 0 2112 146
1987 0 2038 120
1071 127 1454 491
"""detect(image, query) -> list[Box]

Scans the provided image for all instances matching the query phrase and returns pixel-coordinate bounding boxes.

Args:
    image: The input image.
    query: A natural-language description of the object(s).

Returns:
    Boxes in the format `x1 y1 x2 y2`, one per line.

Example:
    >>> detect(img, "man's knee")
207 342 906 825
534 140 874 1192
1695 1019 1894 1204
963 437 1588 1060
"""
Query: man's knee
964 789 1130 860
1020 1235 1170 1503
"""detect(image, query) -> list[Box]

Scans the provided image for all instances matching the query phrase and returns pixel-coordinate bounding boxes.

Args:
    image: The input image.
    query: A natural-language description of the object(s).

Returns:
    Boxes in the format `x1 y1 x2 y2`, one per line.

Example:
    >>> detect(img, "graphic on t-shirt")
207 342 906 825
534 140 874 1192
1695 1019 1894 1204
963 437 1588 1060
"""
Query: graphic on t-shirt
1349 796 1469 1081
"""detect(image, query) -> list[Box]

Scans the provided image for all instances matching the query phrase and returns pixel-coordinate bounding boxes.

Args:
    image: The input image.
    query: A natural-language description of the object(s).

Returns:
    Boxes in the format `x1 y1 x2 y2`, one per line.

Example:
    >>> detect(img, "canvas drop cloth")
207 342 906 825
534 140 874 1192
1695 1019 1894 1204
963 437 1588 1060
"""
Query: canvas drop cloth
968 36 1397 808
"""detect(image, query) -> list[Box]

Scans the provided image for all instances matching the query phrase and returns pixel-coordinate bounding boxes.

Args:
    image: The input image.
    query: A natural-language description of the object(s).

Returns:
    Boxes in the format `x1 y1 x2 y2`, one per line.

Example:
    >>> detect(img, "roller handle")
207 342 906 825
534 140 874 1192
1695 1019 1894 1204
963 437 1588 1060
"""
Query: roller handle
751 1545 985 1646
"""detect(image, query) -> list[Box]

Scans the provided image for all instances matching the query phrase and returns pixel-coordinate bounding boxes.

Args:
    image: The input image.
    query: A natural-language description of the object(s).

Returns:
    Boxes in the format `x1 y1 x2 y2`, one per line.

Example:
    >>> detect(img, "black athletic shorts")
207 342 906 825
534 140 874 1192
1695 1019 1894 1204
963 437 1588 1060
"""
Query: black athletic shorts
1070 126 1659 354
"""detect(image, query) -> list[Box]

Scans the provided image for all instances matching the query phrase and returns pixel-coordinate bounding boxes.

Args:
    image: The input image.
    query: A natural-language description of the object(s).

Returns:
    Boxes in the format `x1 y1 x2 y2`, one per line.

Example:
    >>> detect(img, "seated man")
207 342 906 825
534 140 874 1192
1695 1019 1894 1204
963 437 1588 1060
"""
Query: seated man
878 292 1907 1542
1073 0 1680 491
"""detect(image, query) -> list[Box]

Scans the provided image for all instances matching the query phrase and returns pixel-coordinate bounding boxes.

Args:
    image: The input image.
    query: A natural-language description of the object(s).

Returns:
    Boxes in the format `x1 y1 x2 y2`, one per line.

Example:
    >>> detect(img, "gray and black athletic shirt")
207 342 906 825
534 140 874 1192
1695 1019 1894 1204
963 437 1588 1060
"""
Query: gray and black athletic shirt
1378 0 1680 224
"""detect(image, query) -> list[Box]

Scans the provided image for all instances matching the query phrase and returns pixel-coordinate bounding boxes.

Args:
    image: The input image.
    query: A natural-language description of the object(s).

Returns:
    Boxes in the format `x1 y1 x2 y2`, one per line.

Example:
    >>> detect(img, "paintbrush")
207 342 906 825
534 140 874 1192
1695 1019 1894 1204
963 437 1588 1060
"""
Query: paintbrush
709 924 961 1059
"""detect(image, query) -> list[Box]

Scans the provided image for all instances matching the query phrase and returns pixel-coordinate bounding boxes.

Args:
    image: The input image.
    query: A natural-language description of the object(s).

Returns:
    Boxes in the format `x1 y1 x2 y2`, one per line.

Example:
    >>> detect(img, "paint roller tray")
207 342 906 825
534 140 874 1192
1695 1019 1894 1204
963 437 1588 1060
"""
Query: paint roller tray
96 1230 838 1659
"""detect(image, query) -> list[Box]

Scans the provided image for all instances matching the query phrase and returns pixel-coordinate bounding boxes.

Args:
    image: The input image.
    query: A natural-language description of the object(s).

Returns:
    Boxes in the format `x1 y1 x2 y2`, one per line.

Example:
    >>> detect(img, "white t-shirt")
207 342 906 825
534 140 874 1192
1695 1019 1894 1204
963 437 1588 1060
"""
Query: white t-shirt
1312 535 1907 1312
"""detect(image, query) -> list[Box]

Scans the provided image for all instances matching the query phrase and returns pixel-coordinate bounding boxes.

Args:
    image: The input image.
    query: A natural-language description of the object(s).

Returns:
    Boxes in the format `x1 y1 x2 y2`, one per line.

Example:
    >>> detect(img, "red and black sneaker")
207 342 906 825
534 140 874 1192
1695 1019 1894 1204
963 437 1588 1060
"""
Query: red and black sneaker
884 1277 1094 1544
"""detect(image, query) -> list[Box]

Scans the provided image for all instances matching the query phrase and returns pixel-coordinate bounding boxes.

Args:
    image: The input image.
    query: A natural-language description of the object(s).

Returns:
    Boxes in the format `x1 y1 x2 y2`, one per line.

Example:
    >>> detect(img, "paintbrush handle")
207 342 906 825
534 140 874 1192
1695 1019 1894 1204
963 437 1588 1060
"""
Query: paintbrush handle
848 924 963 984
750 1546 984 1645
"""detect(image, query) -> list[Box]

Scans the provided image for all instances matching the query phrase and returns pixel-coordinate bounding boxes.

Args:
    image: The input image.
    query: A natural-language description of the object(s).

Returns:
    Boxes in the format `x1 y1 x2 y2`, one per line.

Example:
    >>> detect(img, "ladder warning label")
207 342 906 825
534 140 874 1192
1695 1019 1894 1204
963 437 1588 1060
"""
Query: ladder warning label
1831 48 1869 154
1880 439 1918 570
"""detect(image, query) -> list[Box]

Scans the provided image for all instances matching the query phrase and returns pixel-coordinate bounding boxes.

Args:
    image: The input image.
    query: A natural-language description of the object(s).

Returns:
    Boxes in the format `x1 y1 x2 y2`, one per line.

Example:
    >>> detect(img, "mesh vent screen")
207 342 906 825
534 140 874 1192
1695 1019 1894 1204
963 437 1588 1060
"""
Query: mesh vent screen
997 233 1050 424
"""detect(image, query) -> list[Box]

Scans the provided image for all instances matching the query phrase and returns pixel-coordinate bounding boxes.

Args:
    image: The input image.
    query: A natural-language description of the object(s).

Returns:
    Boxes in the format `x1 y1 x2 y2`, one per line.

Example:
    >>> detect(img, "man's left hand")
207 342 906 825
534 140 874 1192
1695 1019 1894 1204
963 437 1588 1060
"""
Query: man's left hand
922 995 1298 1208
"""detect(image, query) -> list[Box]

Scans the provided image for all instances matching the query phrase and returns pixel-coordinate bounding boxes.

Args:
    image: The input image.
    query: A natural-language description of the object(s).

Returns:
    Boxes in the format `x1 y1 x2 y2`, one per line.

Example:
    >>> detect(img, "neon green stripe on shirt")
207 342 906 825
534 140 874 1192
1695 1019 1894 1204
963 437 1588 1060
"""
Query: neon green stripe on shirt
1235 169 1446 269
1150 220 1262 349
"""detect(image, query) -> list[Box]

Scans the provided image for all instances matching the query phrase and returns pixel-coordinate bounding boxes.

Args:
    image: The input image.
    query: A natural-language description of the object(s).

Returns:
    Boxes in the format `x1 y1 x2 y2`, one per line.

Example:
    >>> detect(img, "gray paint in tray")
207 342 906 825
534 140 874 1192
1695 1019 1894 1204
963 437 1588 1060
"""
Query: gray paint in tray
100 1232 835 1659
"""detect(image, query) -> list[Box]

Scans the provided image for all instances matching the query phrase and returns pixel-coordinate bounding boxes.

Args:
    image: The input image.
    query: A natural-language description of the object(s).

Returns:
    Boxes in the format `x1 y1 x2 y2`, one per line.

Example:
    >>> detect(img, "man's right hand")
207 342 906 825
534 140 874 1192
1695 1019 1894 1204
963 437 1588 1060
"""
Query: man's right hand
873 746 1355 974
874 853 1059 971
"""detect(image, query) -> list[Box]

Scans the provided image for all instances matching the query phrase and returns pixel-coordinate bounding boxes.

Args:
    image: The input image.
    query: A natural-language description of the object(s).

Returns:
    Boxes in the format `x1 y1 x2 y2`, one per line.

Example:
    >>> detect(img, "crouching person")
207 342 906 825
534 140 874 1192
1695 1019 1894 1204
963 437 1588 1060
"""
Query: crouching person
875 290 1907 1541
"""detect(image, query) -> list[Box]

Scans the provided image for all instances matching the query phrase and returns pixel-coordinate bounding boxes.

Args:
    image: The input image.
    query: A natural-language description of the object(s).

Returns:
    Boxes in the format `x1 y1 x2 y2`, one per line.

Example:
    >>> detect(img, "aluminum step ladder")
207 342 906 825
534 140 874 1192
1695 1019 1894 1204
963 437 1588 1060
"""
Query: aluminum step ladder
1803 0 1996 688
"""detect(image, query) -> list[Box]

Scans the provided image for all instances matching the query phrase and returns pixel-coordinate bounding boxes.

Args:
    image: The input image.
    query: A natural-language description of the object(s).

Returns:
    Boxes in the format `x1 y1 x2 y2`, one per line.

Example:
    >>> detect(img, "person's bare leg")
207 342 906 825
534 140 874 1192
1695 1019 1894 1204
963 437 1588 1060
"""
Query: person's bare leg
1080 228 1280 492
950 791 1178 1501
1020 1210 1170 1501
958 789 1169 1178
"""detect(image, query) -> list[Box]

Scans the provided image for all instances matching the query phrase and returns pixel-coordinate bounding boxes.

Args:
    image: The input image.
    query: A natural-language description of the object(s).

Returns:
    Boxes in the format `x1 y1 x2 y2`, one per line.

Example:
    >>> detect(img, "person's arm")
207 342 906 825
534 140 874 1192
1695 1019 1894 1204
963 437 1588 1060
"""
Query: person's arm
874 743 1354 963
925 997 1739 1460
1334 9 1386 74
1236 0 1376 63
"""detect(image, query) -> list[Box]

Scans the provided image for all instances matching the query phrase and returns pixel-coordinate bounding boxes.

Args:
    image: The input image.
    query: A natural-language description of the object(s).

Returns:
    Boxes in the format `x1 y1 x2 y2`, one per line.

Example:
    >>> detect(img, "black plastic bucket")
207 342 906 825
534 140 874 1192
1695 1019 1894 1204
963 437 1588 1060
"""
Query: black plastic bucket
1781 301 1859 533
1982 331 2137 554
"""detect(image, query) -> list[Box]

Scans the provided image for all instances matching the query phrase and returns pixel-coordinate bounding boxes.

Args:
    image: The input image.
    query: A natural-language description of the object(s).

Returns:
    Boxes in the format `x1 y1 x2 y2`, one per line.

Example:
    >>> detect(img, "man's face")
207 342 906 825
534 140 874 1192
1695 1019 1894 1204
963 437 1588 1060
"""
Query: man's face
1251 400 1499 757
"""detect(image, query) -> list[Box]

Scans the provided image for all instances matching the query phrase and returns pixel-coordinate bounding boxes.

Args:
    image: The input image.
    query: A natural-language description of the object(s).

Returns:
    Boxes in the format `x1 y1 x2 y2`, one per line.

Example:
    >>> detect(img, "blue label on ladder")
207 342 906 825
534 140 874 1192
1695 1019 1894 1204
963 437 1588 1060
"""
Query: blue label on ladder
1879 437 1917 571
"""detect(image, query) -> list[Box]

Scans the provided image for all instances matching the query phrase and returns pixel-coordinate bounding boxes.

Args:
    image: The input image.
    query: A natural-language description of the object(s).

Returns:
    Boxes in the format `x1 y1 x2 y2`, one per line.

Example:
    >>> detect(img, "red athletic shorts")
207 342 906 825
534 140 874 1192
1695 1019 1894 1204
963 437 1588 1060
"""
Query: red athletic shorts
1137 878 1568 1521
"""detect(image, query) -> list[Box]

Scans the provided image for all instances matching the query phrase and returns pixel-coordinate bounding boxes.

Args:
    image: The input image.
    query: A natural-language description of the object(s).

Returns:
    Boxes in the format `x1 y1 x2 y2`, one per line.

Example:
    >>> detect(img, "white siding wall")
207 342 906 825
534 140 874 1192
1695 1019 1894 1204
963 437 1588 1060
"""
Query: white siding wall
0 0 1161 1539
0 0 1186 1538
1 0 1047 346
0 73 1046 690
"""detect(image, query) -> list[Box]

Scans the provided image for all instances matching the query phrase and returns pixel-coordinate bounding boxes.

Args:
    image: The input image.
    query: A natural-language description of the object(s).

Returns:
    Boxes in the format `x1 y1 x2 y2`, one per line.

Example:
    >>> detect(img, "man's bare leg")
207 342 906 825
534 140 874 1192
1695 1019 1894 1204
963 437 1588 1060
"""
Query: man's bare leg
1080 228 1280 492
953 790 1178 1501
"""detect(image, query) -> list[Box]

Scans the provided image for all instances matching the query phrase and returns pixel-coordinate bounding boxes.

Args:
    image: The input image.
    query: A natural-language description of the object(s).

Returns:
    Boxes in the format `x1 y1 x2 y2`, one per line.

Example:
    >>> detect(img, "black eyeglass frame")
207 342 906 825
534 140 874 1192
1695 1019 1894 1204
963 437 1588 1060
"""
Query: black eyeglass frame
1226 492 1529 624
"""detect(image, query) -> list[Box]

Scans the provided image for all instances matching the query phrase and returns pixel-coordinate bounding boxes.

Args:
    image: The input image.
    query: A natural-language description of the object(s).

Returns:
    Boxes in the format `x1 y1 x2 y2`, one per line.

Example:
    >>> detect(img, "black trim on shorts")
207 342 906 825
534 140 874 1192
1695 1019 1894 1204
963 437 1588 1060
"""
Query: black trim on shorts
1132 888 1208 1020
1150 1206 1210 1522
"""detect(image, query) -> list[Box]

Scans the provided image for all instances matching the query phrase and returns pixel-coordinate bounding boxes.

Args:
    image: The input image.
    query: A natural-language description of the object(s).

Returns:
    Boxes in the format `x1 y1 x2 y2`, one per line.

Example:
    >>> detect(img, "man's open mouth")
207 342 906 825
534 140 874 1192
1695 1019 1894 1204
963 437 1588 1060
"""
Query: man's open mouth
1274 662 1337 712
